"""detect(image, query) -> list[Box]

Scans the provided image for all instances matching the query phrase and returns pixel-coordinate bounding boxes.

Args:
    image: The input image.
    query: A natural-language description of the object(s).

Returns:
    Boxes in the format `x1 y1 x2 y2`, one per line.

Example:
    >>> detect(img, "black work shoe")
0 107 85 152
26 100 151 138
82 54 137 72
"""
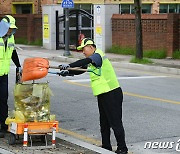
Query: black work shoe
115 149 128 154
0 130 7 138
101 145 112 151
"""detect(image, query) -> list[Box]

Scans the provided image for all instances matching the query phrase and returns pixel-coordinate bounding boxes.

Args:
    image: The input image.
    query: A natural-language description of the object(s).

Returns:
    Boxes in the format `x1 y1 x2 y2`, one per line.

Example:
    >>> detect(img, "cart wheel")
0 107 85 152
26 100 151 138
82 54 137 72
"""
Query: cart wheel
8 133 16 145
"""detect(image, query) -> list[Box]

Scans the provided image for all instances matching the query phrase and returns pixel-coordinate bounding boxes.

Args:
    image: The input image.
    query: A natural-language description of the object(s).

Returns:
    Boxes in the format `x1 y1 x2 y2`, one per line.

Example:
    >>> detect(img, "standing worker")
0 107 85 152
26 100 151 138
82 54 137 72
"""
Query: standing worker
59 38 128 154
0 15 21 138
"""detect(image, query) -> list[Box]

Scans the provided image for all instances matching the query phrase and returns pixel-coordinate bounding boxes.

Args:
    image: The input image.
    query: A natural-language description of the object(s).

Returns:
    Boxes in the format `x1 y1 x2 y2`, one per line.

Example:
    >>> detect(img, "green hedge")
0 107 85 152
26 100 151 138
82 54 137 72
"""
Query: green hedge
106 45 166 59
173 50 180 59
16 38 42 46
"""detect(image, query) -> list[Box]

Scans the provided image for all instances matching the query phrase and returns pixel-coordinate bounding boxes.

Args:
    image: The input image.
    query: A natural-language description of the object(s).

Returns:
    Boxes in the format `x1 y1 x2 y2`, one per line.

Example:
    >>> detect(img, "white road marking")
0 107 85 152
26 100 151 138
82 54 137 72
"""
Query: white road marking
68 76 167 83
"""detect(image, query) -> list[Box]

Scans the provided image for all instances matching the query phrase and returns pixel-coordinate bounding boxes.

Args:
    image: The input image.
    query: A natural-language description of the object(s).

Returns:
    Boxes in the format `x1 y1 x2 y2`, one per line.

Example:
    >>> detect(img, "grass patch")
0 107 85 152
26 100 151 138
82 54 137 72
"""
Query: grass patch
15 38 28 44
107 45 167 59
106 45 135 55
144 50 166 59
29 39 42 46
15 38 42 46
130 57 153 64
173 50 180 59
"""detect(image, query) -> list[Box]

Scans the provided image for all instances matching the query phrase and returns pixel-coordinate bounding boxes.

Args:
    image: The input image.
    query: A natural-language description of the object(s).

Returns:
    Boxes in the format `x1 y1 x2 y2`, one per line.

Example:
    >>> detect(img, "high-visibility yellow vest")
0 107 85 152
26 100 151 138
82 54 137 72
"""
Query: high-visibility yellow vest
88 49 120 96
0 35 15 76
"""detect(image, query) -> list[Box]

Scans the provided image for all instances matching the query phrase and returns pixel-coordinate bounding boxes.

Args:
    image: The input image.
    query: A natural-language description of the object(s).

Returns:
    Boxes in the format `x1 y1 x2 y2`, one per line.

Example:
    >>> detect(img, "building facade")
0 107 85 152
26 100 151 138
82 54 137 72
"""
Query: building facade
0 0 179 14
0 0 179 56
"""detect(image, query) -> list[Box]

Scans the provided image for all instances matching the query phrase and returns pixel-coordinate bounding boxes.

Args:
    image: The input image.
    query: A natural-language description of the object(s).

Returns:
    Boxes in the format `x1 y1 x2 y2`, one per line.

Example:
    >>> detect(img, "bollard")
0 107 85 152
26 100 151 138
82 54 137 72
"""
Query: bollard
23 123 28 147
52 123 56 147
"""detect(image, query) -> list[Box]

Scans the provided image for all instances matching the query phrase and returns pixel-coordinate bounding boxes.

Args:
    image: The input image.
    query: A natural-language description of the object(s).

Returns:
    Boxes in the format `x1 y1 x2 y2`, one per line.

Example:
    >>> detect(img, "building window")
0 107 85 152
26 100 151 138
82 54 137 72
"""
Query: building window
169 4 177 13
160 4 168 13
120 4 131 14
160 4 179 13
142 4 151 14
15 4 32 14
120 4 151 14
120 4 135 14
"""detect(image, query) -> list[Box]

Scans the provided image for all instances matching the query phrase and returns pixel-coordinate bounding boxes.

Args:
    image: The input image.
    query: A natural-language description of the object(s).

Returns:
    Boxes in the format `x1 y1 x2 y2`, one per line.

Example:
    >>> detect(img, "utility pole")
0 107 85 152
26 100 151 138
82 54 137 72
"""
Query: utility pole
61 0 74 56
64 8 71 56
134 0 143 59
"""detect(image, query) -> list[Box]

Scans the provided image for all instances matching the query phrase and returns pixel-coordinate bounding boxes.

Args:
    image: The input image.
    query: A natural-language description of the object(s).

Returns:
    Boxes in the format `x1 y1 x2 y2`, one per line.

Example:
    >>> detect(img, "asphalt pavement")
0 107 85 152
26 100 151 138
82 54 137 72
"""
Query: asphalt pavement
0 44 179 154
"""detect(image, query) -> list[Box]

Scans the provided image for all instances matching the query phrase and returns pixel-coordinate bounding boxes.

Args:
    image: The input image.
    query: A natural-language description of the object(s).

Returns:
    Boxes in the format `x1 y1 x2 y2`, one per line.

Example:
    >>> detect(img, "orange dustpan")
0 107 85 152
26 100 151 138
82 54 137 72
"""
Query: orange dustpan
21 57 88 82
21 57 50 82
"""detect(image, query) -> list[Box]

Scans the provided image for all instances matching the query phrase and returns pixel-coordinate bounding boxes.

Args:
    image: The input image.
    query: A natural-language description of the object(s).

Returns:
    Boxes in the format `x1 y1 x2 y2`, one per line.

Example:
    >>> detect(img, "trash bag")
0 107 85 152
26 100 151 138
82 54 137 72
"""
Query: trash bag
14 83 53 122
15 111 25 122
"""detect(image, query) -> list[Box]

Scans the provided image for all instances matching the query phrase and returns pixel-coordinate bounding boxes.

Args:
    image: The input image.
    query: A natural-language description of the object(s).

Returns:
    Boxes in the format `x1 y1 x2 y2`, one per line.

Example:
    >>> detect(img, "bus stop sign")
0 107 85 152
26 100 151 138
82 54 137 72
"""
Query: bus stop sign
61 0 74 8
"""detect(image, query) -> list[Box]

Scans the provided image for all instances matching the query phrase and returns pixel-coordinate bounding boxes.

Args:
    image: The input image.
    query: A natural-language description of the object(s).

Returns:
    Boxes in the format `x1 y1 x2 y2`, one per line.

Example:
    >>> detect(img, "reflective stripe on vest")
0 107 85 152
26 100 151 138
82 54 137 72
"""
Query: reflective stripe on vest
0 35 15 76
88 49 120 96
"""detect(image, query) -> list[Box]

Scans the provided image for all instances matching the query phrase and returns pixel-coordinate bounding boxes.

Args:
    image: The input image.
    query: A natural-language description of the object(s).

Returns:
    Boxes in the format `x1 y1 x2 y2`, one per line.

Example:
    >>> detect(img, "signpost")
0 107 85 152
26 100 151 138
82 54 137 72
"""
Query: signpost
61 0 74 8
61 0 74 56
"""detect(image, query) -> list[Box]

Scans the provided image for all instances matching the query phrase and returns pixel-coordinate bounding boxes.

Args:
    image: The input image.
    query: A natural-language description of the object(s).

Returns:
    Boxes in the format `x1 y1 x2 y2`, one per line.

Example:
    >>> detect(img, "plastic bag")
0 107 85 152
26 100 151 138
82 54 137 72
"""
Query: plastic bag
14 83 53 122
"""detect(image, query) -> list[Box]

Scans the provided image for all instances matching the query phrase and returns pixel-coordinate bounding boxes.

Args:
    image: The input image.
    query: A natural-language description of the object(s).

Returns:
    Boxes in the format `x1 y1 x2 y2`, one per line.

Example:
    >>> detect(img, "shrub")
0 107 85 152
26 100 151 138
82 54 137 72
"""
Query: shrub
107 45 166 59
15 38 42 46
106 45 135 55
173 50 180 59
130 57 153 64
143 50 166 59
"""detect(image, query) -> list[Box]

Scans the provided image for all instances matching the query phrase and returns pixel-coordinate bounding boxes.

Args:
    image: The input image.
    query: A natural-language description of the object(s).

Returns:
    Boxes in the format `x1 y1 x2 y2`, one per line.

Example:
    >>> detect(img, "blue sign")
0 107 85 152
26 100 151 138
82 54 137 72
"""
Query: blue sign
61 0 74 8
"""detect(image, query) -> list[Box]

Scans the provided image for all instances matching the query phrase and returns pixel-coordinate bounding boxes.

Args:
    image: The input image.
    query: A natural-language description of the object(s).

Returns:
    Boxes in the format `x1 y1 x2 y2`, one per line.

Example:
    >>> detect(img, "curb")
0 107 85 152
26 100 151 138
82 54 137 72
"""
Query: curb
112 62 180 75
49 56 79 63
56 133 116 154
0 133 115 154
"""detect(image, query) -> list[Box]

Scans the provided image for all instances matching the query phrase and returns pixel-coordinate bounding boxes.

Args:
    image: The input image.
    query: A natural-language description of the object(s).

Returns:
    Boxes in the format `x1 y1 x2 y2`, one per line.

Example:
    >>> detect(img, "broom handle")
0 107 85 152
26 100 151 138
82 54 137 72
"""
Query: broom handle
49 66 88 72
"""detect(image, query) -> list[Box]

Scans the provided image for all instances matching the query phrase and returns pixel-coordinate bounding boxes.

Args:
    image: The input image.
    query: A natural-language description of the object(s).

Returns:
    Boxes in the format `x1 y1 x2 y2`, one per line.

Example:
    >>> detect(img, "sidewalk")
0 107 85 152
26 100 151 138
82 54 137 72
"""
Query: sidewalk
51 52 180 75
1 44 179 154
0 133 115 154
16 44 180 75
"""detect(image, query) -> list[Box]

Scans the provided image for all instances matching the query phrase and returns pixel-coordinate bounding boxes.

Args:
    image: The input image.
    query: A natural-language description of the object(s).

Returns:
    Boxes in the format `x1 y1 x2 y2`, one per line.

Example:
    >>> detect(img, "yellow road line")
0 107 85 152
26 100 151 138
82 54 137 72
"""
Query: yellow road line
64 80 180 105
62 79 179 151
59 127 101 146
124 92 180 105
64 80 90 87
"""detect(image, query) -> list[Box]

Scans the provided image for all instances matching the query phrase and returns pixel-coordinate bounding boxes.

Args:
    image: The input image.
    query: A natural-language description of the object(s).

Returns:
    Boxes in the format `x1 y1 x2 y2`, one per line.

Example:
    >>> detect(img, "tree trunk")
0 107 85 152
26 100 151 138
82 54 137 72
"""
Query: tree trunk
134 0 143 59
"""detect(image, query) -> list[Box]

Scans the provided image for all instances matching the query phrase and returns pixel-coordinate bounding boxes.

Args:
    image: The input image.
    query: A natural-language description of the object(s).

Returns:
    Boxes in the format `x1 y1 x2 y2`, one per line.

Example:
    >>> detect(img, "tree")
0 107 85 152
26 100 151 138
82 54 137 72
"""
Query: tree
134 0 143 59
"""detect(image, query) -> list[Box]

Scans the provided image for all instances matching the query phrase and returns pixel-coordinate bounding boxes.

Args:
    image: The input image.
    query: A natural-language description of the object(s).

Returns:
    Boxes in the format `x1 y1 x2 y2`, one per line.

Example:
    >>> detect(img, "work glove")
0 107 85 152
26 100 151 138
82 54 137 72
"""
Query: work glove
59 64 70 70
16 67 22 83
58 70 69 77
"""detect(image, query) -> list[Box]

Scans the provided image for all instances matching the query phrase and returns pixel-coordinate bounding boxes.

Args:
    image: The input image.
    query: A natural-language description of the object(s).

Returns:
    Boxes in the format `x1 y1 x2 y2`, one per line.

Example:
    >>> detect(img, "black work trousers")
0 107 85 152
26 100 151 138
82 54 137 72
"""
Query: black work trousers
0 75 8 130
97 87 128 152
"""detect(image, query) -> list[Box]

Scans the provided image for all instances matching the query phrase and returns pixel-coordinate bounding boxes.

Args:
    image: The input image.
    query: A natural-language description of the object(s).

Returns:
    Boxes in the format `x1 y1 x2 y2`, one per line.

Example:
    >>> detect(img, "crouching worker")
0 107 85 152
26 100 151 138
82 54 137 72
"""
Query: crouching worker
59 38 128 154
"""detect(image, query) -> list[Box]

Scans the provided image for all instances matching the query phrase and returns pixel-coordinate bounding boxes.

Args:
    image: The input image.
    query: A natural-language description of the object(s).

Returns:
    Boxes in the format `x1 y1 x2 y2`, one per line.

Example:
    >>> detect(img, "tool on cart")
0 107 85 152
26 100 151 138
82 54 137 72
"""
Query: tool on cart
21 57 101 82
